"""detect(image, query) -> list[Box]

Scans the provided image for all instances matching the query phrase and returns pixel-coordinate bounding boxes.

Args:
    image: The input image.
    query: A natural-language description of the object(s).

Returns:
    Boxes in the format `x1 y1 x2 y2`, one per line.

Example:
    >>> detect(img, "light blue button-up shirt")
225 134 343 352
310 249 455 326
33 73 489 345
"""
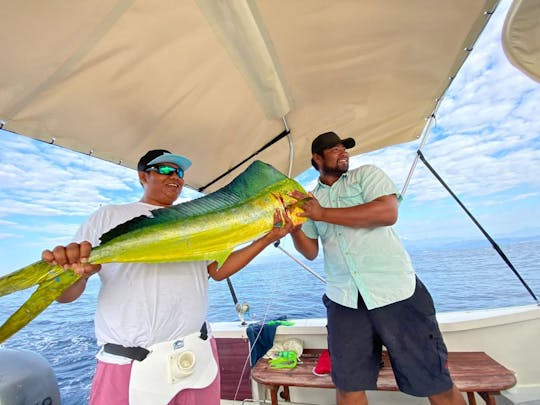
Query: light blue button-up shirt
302 165 416 310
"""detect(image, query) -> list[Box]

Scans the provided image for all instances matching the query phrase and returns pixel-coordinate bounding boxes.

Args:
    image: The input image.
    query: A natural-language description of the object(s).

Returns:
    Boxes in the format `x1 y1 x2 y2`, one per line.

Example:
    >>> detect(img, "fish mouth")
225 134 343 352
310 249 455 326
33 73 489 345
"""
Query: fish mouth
272 192 310 218
272 192 287 210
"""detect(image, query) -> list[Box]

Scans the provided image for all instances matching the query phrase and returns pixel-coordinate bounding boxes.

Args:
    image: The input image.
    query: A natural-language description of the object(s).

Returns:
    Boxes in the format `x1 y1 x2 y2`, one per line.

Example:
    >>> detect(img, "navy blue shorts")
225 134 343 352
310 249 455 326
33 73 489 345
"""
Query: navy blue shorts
323 278 453 397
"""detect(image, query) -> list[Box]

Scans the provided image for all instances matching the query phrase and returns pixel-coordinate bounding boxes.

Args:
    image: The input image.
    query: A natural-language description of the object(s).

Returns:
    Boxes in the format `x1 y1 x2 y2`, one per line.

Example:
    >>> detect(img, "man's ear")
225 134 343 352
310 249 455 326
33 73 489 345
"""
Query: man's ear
312 153 323 170
138 171 148 186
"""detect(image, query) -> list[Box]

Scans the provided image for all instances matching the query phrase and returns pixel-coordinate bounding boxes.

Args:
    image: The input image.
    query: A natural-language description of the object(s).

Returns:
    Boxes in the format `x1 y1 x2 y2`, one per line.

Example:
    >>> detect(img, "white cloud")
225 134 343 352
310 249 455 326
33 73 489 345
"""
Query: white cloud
0 0 539 258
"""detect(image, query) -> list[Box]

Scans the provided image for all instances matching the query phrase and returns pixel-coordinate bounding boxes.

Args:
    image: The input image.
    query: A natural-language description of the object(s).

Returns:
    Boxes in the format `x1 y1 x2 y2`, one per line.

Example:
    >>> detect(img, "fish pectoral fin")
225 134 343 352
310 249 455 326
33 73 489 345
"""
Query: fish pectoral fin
0 260 65 297
0 270 80 343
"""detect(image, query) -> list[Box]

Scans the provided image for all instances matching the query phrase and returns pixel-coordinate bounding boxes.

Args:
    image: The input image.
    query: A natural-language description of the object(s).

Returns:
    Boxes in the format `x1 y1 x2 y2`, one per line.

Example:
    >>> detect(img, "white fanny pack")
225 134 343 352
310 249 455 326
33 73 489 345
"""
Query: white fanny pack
129 327 218 405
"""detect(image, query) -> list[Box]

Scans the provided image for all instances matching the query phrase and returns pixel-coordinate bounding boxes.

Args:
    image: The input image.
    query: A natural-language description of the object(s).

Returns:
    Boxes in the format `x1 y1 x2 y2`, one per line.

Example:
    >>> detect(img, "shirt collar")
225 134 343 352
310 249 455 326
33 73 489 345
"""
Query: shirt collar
316 171 349 189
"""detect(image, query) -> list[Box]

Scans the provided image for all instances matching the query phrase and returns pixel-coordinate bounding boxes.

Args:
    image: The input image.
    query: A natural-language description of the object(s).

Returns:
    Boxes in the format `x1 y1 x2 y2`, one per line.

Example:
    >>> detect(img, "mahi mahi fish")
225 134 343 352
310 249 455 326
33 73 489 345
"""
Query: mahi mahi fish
0 160 307 343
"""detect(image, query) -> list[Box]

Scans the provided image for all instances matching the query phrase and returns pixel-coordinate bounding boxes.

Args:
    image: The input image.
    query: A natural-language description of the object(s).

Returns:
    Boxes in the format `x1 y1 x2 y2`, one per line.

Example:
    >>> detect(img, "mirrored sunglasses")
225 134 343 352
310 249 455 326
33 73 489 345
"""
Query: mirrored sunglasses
146 165 184 178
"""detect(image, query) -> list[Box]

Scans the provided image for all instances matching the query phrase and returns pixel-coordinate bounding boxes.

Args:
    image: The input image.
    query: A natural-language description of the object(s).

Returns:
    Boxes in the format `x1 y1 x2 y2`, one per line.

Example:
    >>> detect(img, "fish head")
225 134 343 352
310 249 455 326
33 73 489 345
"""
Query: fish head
272 180 309 226
287 200 308 226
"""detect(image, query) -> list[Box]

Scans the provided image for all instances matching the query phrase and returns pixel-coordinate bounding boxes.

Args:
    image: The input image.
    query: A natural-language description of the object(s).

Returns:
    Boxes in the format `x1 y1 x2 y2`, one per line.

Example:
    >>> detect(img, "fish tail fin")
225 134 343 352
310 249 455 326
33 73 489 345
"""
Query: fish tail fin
0 270 80 343
0 260 65 297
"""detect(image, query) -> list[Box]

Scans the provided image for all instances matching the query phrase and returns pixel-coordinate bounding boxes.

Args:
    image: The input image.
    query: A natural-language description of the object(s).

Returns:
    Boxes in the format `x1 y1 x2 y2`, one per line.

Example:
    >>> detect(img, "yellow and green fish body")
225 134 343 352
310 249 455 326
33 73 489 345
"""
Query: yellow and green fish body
90 178 305 266
0 160 307 343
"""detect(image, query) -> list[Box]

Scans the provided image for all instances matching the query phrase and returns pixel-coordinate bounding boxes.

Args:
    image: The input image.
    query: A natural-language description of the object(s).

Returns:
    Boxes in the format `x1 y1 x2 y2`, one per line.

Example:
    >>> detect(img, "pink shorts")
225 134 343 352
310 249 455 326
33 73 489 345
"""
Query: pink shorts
89 338 221 405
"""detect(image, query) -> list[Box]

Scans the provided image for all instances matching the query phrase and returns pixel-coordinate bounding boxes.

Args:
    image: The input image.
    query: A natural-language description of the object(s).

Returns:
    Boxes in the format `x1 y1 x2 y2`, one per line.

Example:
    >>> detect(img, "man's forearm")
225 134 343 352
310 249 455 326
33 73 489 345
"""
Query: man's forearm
313 196 398 228
56 277 87 303
291 229 318 260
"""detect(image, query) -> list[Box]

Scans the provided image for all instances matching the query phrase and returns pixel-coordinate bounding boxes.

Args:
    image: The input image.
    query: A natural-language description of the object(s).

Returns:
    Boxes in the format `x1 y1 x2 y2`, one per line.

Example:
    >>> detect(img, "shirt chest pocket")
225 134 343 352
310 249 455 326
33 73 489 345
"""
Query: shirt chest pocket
337 188 364 207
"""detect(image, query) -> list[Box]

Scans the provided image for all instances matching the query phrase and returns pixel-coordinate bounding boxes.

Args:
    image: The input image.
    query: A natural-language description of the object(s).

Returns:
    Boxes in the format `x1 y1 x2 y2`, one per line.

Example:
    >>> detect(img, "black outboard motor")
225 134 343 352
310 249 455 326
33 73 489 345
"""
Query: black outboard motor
0 349 61 405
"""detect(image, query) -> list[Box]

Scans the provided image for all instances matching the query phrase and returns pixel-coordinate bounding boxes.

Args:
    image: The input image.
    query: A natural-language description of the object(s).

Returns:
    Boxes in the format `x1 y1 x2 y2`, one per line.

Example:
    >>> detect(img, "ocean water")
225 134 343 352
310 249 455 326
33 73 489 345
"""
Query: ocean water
1 240 539 404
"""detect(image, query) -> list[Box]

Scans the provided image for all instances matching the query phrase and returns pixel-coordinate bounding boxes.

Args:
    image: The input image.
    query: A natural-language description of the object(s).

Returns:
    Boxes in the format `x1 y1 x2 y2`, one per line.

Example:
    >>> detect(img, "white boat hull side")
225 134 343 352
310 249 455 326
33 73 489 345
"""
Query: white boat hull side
213 305 540 404
438 305 540 386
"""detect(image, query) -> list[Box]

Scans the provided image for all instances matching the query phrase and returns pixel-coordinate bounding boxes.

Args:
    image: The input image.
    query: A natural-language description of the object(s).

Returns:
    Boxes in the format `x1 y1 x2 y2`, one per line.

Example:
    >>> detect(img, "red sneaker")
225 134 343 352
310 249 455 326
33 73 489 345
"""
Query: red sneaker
312 349 332 376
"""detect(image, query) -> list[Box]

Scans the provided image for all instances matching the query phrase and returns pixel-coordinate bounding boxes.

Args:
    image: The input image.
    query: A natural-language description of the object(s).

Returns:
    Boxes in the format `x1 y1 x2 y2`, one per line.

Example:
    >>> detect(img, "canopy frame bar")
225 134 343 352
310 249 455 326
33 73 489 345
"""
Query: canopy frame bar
198 128 290 193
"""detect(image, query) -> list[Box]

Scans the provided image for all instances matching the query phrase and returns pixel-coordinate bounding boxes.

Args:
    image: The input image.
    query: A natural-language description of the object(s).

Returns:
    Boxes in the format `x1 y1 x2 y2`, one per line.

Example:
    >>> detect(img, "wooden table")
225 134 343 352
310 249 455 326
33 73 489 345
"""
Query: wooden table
252 350 516 405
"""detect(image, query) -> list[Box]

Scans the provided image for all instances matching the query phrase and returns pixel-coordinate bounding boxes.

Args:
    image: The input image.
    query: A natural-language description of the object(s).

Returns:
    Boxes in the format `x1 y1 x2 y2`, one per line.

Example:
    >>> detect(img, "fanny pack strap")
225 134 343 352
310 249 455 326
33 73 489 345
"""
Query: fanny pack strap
104 322 208 362
103 344 150 362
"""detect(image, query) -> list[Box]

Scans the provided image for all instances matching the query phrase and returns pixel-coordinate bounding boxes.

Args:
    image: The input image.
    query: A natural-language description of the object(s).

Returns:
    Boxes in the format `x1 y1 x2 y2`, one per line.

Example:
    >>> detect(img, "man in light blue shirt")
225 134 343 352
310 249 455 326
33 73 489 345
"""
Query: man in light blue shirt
290 132 465 405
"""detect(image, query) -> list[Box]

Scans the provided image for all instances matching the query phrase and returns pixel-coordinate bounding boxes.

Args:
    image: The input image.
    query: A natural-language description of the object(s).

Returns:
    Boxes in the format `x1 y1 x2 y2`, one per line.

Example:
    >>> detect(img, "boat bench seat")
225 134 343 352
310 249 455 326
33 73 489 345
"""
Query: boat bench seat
252 349 517 405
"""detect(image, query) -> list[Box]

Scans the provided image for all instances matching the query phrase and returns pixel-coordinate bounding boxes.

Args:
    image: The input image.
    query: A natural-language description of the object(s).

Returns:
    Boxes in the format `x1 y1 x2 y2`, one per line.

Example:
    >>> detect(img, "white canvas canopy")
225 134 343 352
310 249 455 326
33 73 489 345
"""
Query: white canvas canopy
502 0 540 83
1 0 500 192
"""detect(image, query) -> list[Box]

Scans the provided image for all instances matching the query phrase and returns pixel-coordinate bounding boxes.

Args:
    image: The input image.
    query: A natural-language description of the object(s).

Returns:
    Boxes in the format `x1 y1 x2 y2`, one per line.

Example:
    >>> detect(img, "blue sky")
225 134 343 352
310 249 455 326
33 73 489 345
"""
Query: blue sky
1 0 539 274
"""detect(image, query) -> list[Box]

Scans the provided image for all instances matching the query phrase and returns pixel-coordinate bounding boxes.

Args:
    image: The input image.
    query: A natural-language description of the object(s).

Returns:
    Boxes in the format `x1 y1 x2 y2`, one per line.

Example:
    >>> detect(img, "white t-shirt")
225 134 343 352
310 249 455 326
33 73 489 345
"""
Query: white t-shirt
74 202 210 361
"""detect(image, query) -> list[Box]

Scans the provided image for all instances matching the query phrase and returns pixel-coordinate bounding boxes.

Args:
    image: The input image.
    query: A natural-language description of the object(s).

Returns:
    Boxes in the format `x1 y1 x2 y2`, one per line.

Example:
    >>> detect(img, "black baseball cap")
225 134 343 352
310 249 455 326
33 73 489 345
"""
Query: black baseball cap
311 132 355 155
137 149 192 172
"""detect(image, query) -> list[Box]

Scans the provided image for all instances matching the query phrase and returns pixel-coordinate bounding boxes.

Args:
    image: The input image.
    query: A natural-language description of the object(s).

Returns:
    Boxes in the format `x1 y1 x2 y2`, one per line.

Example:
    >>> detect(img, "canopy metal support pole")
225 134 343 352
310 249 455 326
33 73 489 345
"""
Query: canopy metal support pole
274 241 326 284
401 114 436 197
265 116 326 285
417 150 539 305
282 116 294 178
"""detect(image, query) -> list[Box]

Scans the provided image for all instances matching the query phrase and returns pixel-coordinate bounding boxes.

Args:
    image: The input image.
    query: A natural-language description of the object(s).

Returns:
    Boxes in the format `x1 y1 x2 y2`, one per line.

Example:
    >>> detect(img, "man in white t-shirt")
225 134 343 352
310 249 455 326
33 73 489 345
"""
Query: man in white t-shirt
42 149 293 405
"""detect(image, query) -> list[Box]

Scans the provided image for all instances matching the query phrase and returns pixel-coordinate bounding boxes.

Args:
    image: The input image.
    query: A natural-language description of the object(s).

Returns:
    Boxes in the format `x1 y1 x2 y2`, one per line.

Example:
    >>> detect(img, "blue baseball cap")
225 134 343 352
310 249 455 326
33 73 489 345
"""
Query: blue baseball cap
137 149 192 172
